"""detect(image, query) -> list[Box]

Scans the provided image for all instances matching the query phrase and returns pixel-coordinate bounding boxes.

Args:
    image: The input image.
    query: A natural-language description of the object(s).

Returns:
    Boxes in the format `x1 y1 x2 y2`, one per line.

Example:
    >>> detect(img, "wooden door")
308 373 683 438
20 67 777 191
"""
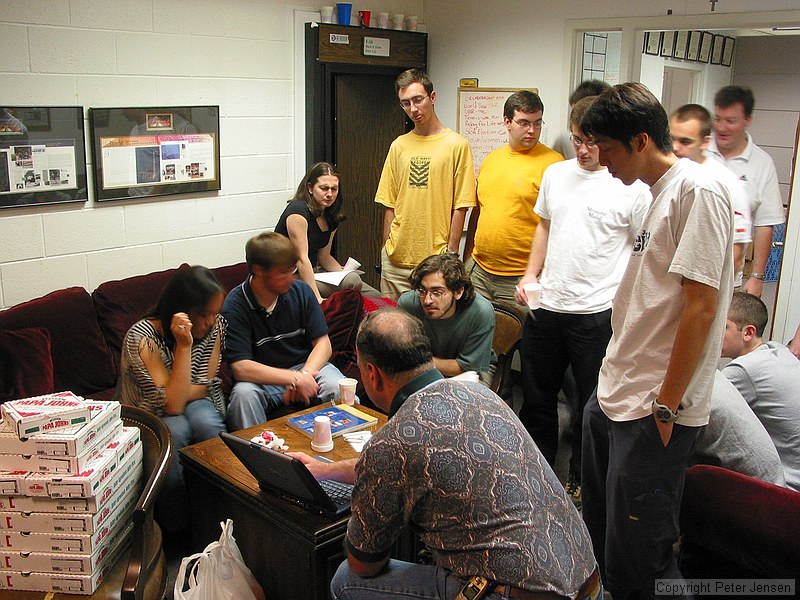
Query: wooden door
333 73 408 288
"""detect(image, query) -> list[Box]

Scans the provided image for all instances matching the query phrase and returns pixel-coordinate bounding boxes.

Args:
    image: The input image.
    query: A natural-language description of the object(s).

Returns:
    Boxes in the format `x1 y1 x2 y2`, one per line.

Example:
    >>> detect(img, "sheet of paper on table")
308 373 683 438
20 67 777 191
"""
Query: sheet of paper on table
313 258 364 286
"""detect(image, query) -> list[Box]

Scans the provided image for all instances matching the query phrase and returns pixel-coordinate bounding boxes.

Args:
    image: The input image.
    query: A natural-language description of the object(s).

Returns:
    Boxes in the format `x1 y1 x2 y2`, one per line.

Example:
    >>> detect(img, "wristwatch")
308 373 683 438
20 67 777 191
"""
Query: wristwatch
652 400 679 423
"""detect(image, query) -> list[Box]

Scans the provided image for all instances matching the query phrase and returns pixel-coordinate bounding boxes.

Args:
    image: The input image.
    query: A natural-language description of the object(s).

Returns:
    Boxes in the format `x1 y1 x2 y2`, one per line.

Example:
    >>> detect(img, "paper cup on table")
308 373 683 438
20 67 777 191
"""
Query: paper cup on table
311 415 334 452
320 5 334 22
392 13 405 29
523 282 542 310
339 378 358 406
335 2 352 25
406 15 418 31
376 12 389 28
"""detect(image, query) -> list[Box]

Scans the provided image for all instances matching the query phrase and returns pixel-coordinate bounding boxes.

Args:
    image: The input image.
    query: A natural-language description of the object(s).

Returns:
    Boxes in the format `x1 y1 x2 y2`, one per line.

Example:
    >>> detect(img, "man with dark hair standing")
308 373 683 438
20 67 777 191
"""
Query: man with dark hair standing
376 69 476 300
398 253 495 380
552 79 612 159
514 96 650 504
707 85 785 298
222 232 346 430
579 83 733 598
291 307 600 600
720 291 800 491
464 90 563 304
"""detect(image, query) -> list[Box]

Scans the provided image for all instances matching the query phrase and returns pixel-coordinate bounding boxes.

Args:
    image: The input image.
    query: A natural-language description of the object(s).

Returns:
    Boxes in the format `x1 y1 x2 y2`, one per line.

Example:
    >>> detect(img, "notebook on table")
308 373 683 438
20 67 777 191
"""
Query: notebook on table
219 431 353 519
286 404 377 439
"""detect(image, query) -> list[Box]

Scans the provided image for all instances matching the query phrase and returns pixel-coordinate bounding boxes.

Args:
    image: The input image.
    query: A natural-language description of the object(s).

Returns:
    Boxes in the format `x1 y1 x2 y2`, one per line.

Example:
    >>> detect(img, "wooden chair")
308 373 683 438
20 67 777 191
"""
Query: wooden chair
0 405 172 600
489 300 527 404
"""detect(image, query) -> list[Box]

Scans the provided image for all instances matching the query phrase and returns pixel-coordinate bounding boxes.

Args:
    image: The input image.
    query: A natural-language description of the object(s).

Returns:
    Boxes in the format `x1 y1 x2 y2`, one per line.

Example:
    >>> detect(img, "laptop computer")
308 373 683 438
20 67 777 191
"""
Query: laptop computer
219 432 353 519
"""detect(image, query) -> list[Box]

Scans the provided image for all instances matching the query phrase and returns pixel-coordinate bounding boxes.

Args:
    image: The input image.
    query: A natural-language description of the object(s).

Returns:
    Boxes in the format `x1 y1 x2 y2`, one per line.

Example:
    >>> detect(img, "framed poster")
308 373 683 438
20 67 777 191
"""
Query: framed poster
0 106 87 209
660 31 676 57
722 36 736 67
686 31 702 61
698 32 713 63
673 31 689 59
710 34 725 65
644 32 662 56
89 105 220 202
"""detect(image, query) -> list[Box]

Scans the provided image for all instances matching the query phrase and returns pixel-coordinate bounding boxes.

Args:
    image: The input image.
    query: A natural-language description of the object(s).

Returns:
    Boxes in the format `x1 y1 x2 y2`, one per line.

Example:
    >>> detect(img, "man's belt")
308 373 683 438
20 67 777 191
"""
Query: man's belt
494 567 601 600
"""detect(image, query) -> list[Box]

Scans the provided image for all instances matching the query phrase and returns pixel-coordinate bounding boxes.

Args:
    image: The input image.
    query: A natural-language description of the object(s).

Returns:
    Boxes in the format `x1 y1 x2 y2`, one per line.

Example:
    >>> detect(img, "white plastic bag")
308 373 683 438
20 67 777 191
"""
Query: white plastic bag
174 519 266 600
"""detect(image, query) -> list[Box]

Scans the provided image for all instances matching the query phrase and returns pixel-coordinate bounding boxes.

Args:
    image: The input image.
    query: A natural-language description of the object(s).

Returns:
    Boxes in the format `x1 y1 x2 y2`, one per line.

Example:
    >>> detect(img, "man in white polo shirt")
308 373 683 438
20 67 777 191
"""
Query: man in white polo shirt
707 85 785 297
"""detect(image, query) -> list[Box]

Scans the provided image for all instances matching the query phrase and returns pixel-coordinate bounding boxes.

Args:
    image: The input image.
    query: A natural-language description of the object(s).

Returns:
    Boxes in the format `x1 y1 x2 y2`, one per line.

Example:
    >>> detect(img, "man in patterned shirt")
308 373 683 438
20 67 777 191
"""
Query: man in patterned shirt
293 308 599 600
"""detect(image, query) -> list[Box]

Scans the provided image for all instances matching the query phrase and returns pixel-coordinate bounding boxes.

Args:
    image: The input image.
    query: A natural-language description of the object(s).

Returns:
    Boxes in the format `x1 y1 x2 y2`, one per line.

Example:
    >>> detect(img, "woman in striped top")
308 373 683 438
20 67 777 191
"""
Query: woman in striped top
115 265 227 532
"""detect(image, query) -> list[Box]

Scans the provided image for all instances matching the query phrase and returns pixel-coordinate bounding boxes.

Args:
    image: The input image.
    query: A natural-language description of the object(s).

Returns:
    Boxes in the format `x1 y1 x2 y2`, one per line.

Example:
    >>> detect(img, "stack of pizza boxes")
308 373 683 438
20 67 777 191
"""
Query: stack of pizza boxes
0 392 143 594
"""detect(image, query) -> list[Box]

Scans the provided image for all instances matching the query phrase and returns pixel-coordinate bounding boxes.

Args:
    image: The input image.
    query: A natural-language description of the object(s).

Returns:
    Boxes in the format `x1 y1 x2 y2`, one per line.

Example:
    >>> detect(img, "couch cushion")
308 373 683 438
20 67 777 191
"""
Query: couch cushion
0 288 117 395
0 327 54 402
92 265 187 374
213 262 249 293
321 289 364 355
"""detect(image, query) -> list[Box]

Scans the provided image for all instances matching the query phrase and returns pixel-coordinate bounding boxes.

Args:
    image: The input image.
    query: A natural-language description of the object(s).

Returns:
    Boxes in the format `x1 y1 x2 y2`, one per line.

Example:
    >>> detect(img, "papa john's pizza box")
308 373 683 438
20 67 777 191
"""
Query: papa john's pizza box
1 392 91 438
0 473 28 497
23 447 118 499
0 447 143 515
0 521 132 574
0 526 130 594
0 425 121 475
0 401 121 457
0 472 139 534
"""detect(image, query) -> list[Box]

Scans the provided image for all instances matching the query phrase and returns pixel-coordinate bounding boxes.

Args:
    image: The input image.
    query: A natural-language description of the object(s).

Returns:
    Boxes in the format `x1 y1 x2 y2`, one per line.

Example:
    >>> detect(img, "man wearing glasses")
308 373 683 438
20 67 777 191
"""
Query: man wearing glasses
397 253 495 383
514 96 650 506
375 69 476 300
464 90 563 305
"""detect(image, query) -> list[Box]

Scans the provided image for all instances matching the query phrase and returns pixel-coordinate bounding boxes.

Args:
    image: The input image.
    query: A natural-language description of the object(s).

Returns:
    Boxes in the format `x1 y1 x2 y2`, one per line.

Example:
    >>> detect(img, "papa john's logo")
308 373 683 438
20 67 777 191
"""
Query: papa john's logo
409 156 431 189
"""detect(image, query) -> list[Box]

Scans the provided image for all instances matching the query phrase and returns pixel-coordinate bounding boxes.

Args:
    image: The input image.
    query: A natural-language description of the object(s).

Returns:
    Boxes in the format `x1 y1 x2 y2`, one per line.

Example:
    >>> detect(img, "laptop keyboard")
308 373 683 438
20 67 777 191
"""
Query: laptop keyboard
320 479 353 503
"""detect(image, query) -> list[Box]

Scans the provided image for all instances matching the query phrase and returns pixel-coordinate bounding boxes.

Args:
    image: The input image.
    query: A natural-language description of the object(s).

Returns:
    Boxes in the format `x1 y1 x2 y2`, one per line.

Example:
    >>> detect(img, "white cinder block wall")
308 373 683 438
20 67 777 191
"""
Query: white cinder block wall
0 0 422 309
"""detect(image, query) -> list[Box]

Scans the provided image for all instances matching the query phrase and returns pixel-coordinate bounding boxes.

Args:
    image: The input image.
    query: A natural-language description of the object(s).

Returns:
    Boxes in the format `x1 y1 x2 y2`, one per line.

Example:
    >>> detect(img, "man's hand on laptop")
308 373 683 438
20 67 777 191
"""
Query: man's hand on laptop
288 452 357 485
282 370 320 406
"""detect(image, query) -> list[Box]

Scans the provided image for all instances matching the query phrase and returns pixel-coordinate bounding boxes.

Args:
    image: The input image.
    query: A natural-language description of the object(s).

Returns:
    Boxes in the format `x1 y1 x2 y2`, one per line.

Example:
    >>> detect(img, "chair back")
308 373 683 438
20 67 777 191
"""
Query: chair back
489 301 526 401
120 404 172 600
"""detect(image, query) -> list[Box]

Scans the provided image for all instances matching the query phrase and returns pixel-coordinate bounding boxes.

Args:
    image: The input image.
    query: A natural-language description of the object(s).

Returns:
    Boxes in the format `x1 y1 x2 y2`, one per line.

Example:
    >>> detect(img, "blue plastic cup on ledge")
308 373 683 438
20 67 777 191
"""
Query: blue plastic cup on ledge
336 2 352 25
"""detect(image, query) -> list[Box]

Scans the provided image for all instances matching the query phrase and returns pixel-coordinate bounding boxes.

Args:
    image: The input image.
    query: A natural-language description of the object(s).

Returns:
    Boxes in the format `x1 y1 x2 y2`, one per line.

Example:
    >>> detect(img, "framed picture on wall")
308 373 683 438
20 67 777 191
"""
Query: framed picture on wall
710 34 725 64
89 105 221 202
0 106 88 210
644 31 662 55
698 32 713 63
686 30 702 61
722 36 736 67
660 31 676 57
673 30 689 59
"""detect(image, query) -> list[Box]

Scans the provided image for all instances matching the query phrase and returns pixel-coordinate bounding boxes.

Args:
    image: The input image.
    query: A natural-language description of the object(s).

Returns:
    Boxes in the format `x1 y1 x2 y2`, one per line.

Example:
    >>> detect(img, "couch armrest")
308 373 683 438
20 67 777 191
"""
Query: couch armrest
680 464 800 577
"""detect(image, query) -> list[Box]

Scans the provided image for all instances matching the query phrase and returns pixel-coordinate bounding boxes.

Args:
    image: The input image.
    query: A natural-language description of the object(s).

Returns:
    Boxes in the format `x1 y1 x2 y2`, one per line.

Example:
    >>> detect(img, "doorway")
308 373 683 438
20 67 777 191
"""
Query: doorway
661 66 700 115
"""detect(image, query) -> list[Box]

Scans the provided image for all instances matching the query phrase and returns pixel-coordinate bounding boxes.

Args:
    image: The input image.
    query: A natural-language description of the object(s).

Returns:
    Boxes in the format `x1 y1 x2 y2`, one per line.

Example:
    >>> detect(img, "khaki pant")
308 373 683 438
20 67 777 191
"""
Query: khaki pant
380 247 415 301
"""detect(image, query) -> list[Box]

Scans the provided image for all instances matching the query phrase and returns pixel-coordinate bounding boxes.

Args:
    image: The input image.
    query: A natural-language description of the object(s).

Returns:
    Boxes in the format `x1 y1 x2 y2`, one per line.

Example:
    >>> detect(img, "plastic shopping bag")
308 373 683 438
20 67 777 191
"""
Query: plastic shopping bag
174 519 266 600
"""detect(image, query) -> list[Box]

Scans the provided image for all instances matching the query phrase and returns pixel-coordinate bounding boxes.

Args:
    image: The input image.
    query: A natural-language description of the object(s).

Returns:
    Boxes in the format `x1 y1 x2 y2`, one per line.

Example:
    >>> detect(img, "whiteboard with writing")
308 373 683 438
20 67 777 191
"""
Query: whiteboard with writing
457 87 538 177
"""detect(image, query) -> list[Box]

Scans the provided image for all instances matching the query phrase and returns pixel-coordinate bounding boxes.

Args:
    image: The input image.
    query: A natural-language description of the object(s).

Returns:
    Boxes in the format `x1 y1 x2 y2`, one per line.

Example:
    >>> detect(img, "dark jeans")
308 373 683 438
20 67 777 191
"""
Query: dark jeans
519 308 612 480
582 393 698 600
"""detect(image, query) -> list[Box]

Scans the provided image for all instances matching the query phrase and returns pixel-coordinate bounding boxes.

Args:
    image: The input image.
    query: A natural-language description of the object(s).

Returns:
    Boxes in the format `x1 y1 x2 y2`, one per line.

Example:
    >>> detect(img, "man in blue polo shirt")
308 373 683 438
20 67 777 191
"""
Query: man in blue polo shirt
223 232 346 430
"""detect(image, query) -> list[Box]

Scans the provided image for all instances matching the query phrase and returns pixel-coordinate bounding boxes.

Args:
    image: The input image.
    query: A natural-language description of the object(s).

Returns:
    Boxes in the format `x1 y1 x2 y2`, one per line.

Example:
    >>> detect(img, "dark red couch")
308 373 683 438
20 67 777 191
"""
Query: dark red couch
0 262 393 405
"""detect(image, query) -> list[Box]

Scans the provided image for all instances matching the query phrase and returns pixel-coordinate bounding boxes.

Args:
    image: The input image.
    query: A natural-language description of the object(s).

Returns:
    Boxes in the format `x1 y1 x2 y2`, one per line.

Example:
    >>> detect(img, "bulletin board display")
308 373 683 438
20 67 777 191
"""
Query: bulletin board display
457 87 538 177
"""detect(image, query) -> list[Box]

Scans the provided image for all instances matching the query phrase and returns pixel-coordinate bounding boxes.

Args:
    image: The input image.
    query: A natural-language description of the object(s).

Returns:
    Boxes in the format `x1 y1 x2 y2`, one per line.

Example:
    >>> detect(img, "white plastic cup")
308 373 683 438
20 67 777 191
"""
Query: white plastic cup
320 5 334 22
311 415 334 452
406 15 418 31
392 14 405 30
339 378 358 406
376 12 389 28
523 282 542 310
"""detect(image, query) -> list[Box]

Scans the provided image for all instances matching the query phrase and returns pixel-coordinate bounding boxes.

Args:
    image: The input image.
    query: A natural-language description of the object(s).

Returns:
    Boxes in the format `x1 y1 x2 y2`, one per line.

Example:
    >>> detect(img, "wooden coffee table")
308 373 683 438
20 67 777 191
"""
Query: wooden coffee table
180 404 396 600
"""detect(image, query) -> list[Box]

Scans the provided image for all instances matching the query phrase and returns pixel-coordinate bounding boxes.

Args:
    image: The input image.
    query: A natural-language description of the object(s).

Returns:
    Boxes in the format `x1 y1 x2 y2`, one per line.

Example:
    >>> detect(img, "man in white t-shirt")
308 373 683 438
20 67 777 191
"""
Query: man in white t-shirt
707 85 785 298
670 103 751 289
579 83 733 598
514 96 650 504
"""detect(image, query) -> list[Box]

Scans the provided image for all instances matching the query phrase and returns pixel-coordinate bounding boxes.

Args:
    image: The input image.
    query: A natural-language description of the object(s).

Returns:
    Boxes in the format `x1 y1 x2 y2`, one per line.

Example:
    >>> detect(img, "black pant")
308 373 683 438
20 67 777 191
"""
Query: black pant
519 308 612 480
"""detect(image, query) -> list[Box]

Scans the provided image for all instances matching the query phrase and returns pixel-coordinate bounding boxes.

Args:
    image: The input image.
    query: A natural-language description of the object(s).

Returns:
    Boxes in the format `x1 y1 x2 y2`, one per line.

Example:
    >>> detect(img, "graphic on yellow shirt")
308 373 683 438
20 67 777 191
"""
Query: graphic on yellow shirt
410 156 431 188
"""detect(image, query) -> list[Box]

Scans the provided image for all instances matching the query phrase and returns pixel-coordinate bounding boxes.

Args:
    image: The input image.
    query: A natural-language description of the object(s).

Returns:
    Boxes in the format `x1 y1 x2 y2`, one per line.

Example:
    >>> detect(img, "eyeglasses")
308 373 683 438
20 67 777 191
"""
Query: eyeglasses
570 134 597 149
512 118 544 130
417 287 449 300
400 95 428 109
